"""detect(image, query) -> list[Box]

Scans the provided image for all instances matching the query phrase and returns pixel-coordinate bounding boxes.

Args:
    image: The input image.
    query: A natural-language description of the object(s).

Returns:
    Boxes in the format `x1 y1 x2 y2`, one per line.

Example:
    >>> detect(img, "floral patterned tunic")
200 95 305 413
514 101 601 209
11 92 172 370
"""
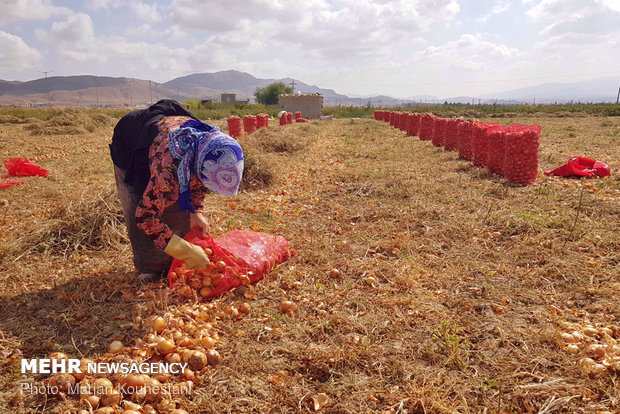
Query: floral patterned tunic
135 116 209 250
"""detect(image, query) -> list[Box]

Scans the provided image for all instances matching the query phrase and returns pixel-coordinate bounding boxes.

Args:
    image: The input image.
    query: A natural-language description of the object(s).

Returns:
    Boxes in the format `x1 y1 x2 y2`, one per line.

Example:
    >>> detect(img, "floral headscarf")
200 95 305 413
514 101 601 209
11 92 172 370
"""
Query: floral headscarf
168 120 244 212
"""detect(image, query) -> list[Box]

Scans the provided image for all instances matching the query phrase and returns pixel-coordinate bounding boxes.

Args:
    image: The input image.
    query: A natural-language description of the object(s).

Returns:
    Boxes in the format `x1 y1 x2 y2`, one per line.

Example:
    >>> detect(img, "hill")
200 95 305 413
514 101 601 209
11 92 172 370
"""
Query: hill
0 71 617 107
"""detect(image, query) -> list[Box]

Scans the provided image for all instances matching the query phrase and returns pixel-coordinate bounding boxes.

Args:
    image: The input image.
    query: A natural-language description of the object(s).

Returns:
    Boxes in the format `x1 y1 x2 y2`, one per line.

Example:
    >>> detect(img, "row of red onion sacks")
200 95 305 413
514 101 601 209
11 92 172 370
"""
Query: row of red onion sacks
375 111 541 186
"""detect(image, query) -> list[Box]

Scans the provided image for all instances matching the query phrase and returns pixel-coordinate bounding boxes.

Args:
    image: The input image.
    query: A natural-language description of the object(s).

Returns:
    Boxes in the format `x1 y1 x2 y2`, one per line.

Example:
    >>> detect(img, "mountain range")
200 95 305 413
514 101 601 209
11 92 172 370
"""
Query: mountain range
0 70 617 107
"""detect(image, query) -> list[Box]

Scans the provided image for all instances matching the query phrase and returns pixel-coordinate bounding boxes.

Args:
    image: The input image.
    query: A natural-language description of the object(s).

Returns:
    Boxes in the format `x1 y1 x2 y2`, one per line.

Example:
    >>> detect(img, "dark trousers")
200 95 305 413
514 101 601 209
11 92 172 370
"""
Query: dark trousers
114 165 190 274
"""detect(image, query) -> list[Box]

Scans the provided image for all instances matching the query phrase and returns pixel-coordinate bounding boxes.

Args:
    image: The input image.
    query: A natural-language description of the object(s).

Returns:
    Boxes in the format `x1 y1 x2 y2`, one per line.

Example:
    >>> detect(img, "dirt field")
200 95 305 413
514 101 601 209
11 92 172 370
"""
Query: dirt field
0 110 618 413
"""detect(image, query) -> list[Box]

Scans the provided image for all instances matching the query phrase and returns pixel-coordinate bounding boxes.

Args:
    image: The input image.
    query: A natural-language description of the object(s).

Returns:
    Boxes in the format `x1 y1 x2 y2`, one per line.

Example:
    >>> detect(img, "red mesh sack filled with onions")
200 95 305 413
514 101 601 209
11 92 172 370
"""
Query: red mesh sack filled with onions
472 122 500 167
400 112 411 133
374 111 382 121
503 124 541 185
243 115 257 134
457 121 475 160
407 114 421 137
227 116 242 138
168 228 296 299
486 125 508 175
418 114 435 141
444 118 463 151
431 118 446 148
256 114 268 129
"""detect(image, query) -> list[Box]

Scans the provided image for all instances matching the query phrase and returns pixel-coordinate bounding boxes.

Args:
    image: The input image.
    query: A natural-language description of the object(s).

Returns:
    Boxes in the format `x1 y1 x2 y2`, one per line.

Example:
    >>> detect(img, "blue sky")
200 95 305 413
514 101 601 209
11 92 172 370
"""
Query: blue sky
1 0 619 98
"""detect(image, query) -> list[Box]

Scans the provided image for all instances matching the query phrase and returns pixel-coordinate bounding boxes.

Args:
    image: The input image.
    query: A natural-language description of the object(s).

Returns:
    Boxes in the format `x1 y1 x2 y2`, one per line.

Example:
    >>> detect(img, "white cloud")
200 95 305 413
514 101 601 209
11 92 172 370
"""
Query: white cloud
477 0 511 23
131 1 162 23
0 31 42 76
0 0 72 23
410 33 519 71
50 13 95 43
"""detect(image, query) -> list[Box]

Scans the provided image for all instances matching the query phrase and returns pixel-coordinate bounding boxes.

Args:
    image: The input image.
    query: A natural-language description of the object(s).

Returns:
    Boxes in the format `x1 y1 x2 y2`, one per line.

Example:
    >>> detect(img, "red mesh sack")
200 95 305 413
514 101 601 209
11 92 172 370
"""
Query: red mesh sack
503 124 541 185
408 114 421 137
168 228 296 299
400 112 411 133
444 118 463 151
383 111 391 122
374 111 382 121
295 117 309 122
256 114 268 129
419 114 435 141
227 116 242 138
294 111 302 120
486 125 507 175
243 115 257 134
1 179 24 189
431 118 446 147
472 122 500 167
544 157 610 178
279 113 288 126
2 158 49 178
457 121 475 160
286 113 293 124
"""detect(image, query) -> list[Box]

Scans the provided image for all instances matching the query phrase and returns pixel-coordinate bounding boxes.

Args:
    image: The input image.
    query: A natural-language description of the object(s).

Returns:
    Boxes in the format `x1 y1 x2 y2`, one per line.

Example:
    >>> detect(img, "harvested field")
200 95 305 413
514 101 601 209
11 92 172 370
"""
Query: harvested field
0 110 618 413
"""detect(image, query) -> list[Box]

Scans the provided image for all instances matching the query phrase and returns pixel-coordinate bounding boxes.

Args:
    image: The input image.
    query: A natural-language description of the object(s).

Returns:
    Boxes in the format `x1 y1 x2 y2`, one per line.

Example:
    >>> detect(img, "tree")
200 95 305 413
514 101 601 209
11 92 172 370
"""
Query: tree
254 82 293 105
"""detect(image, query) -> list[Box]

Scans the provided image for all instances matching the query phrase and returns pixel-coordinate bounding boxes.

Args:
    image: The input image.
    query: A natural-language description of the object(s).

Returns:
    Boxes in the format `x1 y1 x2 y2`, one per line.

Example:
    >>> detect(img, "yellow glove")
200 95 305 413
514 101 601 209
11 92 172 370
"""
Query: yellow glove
164 234 210 269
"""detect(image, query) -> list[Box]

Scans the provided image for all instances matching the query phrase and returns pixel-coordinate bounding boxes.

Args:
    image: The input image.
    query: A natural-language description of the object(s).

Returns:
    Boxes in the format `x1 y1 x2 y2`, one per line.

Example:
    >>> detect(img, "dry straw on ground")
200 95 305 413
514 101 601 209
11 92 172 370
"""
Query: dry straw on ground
0 111 618 413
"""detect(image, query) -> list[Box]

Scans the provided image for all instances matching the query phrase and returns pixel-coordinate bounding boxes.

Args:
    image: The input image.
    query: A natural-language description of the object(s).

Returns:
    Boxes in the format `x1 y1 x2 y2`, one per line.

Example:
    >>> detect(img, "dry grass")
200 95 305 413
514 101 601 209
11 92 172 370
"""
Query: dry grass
0 112 618 413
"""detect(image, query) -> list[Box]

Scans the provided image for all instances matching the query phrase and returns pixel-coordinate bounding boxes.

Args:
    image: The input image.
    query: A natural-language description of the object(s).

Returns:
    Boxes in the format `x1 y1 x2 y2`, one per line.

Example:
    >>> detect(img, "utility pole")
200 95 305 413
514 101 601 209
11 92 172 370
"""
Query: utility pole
149 80 153 104
38 70 53 107
95 78 99 107
616 83 619 104
290 79 296 92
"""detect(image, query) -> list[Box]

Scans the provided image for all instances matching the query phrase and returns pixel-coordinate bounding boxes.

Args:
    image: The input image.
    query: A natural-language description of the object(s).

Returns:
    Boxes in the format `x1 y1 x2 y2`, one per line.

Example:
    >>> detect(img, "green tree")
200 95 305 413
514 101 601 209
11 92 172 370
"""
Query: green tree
254 82 293 105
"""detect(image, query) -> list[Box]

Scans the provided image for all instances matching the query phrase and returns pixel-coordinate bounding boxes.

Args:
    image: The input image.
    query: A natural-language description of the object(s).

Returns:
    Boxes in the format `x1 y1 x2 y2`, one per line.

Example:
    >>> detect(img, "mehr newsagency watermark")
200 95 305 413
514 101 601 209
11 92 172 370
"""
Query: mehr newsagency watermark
20 358 192 396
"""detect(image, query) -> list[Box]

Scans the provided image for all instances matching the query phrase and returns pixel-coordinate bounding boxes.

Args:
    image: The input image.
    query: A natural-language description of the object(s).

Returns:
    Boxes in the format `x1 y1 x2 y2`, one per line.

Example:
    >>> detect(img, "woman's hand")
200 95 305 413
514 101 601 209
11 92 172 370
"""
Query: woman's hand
190 210 210 236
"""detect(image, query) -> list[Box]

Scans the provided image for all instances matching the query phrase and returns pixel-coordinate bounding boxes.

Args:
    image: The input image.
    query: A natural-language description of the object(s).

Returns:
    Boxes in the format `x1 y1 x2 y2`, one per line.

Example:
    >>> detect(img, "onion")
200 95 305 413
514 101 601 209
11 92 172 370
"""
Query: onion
100 389 121 407
73 358 94 381
118 374 148 389
82 394 100 409
280 301 298 315
109 340 124 354
49 351 69 361
200 336 216 350
215 261 227 272
199 287 213 297
239 274 251 286
94 407 115 414
583 326 598 338
181 368 195 381
238 303 251 314
93 378 113 394
364 276 377 286
560 332 577 343
206 349 222 366
165 353 181 364
187 350 208 371
586 344 607 359
150 316 166 333
565 344 580 354
328 268 341 278
211 273 224 287
156 339 175 355
123 401 142 411
48 373 75 393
